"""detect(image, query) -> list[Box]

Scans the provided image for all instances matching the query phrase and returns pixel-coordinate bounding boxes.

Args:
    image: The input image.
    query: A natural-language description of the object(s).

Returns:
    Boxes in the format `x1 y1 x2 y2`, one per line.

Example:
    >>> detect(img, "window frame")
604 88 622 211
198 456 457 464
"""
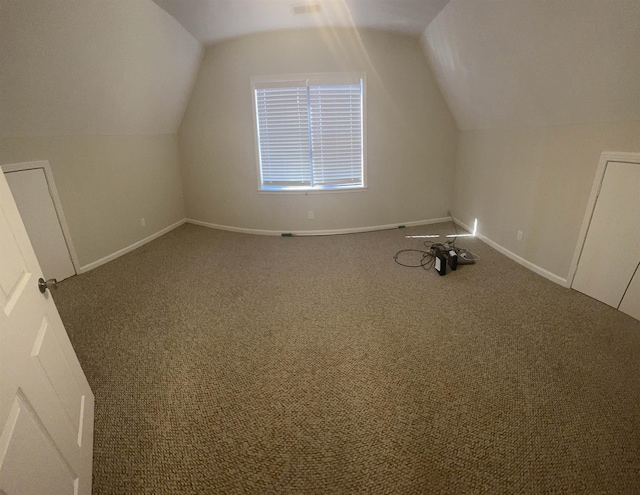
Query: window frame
251 72 367 194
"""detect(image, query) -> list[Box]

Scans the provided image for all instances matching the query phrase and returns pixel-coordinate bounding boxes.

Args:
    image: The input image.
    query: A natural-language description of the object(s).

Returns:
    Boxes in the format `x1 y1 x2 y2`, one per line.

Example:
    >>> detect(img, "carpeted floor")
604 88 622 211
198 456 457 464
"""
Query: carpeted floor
53 222 640 494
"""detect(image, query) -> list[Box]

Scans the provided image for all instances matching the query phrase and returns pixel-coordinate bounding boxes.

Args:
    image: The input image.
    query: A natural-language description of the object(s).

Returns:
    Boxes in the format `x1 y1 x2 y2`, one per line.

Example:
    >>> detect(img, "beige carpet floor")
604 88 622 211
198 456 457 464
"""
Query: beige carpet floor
53 222 640 494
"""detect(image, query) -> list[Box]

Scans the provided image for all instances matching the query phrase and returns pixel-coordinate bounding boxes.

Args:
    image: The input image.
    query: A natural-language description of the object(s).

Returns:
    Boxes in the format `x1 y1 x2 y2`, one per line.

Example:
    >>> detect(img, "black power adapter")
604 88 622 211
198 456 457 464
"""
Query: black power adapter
434 251 447 276
447 250 458 270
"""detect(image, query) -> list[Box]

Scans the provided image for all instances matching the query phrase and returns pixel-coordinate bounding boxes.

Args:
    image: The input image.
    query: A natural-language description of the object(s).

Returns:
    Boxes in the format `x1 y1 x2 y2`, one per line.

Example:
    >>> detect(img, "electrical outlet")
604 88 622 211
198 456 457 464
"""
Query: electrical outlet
308 210 314 219
140 218 146 227
517 230 523 242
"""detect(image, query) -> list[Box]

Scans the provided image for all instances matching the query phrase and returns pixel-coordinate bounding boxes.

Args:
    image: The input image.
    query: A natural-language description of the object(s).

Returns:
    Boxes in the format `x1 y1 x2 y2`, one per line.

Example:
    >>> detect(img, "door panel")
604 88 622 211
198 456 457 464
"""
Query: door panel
0 394 78 495
0 209 30 315
572 161 640 309
5 168 75 282
0 169 94 494
32 315 86 437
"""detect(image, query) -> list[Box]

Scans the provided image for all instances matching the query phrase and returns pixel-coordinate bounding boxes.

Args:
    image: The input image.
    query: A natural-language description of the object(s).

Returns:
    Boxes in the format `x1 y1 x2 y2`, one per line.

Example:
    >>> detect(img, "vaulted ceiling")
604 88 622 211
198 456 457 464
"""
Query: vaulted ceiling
152 0 640 132
1 0 638 138
150 0 450 45
423 0 640 130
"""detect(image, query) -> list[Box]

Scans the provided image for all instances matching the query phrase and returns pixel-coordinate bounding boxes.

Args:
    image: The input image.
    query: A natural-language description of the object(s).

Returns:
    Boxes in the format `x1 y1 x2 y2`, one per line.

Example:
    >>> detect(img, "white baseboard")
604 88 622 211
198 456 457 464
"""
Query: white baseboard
452 217 569 287
186 217 453 237
451 217 475 237
77 215 568 287
79 219 186 273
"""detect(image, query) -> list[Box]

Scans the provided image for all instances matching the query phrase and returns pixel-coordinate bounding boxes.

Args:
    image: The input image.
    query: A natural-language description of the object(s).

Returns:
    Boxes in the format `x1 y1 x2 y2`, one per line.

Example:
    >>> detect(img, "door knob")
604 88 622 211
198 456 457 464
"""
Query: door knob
38 278 58 293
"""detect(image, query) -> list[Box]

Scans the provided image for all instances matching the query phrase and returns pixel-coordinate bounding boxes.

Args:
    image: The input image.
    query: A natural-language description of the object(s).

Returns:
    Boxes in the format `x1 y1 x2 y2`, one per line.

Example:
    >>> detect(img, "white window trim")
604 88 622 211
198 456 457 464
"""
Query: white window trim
251 72 367 194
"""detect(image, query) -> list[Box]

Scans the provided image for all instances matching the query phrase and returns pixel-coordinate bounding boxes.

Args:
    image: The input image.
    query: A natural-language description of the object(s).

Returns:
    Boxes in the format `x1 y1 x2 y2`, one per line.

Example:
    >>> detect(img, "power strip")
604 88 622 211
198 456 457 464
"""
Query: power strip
456 249 476 265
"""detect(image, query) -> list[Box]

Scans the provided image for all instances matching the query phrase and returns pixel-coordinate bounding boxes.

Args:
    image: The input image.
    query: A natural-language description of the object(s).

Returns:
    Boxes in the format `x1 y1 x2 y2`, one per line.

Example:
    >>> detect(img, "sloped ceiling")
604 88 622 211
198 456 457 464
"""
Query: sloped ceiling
4 0 638 137
0 0 202 138
421 0 640 130
151 0 450 45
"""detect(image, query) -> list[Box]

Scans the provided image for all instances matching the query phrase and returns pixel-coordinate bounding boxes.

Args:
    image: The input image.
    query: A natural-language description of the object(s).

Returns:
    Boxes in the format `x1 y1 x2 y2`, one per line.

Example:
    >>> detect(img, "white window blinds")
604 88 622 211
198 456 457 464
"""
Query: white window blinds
254 74 364 190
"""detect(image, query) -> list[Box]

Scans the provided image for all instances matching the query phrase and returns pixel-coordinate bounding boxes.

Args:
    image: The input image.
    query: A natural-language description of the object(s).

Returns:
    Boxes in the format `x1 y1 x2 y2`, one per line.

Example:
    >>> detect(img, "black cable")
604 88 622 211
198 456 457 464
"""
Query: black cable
394 218 463 271
393 249 435 270
423 240 455 252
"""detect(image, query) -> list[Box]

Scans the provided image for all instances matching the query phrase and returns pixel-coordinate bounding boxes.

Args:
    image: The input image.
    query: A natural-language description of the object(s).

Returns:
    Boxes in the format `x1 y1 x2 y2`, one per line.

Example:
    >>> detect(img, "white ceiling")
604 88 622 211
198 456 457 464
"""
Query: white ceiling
151 0 450 45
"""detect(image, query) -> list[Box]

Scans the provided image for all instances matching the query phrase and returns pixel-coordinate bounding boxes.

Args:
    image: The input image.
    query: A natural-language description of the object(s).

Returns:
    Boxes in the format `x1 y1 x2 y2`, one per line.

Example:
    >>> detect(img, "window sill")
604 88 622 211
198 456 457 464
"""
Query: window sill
258 186 368 195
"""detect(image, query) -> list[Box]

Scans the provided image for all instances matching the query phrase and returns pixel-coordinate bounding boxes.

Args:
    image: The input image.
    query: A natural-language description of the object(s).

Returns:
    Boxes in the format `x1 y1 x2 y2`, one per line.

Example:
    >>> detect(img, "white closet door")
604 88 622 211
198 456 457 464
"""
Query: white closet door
572 161 640 309
5 168 76 281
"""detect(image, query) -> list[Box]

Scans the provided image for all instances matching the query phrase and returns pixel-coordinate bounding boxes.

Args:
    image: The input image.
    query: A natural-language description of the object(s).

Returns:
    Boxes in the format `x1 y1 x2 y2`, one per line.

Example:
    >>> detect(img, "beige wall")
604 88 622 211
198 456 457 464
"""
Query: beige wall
453 122 640 280
179 28 458 232
1 0 202 268
420 0 640 282
0 135 186 267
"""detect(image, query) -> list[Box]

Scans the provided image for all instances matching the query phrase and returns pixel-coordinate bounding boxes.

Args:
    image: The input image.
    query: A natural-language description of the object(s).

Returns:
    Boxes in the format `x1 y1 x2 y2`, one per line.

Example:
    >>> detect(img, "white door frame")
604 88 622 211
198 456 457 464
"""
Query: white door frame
2 160 80 275
568 151 640 287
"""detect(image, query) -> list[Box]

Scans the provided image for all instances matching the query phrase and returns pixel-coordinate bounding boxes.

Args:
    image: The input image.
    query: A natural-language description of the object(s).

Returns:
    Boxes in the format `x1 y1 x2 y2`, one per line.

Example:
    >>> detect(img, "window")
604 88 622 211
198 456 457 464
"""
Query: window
252 73 366 192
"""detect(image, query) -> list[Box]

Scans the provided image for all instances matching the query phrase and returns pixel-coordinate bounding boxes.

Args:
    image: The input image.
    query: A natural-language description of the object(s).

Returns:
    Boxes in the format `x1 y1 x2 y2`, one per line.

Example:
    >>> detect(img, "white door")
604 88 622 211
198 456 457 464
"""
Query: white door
572 160 640 316
0 169 94 492
4 167 76 281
